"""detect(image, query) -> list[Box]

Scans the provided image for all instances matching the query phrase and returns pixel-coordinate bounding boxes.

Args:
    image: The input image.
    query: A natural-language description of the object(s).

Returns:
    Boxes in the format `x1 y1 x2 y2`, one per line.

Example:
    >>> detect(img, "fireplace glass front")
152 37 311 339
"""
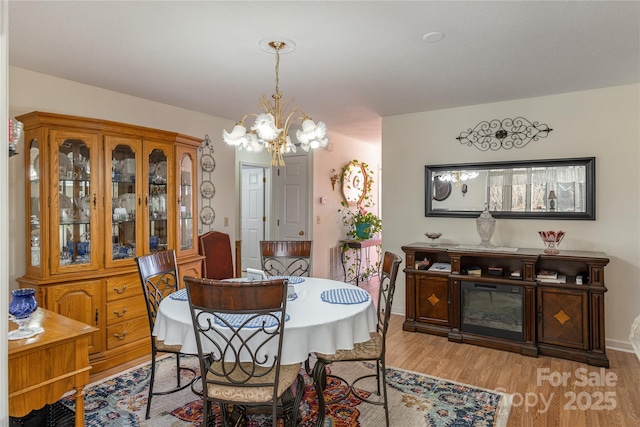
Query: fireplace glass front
461 281 523 342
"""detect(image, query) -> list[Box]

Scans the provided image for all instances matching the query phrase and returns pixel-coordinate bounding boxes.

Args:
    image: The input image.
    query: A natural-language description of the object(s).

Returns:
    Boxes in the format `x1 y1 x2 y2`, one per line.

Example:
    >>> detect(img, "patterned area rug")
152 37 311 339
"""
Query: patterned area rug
60 356 512 426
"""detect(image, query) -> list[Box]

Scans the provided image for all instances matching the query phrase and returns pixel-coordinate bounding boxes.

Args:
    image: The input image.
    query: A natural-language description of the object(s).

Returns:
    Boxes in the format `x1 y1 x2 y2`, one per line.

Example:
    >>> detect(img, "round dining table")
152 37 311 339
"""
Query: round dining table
152 277 378 365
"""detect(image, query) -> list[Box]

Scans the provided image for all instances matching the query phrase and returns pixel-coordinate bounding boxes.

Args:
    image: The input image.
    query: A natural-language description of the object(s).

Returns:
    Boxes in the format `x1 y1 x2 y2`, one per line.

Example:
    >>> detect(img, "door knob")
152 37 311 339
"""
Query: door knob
299 231 304 236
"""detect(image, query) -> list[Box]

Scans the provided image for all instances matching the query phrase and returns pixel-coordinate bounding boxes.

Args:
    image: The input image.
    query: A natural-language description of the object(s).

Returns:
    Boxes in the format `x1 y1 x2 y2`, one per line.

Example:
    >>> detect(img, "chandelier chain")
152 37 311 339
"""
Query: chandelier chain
274 43 281 95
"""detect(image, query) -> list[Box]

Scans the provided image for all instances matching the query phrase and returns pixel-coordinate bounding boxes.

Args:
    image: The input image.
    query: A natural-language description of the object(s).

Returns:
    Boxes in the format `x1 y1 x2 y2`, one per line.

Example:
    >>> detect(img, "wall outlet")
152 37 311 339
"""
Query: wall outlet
224 217 229 226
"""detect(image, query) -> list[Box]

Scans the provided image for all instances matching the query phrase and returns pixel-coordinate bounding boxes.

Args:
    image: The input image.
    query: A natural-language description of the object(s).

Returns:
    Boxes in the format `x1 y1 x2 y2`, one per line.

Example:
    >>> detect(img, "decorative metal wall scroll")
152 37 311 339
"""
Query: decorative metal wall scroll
198 135 216 234
456 117 553 151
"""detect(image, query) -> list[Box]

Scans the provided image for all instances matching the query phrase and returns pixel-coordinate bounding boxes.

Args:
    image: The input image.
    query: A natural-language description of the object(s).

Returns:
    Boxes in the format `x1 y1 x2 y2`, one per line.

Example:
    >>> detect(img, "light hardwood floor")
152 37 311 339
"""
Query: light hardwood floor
92 279 640 427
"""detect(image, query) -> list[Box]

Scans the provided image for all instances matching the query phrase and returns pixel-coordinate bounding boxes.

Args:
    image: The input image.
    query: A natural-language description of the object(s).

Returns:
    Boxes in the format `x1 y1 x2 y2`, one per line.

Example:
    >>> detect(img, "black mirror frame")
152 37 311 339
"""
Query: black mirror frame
425 157 595 220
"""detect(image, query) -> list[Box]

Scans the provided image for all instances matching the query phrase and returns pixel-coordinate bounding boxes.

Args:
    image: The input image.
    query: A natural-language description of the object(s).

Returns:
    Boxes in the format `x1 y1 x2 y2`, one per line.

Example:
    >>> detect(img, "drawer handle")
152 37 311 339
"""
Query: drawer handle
113 285 127 294
114 331 128 340
113 308 127 317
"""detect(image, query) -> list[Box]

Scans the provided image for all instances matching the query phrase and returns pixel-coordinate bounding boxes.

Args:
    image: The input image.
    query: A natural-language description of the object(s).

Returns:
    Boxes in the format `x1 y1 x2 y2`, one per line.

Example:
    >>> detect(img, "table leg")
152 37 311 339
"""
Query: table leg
73 386 85 427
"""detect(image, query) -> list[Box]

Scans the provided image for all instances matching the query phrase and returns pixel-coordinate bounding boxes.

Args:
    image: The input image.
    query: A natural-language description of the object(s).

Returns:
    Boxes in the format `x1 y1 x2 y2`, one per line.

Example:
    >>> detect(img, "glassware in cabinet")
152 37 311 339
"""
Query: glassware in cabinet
107 139 139 263
28 139 41 268
177 148 196 254
147 146 172 253
51 130 100 274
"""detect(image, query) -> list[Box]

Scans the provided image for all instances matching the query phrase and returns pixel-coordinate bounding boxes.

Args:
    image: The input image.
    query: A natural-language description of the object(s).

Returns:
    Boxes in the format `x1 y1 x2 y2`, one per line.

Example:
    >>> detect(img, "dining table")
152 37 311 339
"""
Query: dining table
152 276 378 425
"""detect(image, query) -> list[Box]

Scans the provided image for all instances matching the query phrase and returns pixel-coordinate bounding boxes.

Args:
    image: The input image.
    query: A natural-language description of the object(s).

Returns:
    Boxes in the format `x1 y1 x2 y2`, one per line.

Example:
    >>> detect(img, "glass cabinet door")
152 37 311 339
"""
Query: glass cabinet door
147 145 171 253
106 136 140 264
51 130 100 274
28 139 41 269
177 148 197 256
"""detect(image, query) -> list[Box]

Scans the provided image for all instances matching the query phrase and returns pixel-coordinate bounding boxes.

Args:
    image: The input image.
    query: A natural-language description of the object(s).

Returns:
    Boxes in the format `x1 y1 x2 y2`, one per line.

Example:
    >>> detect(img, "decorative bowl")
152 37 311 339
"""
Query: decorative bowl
425 232 442 246
538 230 565 254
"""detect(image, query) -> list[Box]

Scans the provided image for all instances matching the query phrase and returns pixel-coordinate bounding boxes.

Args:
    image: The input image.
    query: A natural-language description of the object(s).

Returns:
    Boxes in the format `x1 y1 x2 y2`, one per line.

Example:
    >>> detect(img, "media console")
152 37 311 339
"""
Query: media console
401 243 610 367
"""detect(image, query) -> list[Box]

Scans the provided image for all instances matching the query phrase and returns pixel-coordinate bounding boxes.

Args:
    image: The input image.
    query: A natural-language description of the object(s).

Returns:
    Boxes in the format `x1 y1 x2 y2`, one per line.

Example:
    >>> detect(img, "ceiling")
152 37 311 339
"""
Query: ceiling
8 1 640 144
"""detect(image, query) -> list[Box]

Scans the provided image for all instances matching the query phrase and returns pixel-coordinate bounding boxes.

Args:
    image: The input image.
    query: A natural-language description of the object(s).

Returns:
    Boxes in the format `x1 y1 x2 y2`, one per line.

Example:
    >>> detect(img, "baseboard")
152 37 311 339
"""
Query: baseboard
606 338 634 354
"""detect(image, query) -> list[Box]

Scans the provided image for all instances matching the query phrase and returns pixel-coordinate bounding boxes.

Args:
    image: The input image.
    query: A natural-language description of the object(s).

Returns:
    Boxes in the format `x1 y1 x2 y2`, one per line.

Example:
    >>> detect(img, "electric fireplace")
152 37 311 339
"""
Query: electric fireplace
461 281 524 342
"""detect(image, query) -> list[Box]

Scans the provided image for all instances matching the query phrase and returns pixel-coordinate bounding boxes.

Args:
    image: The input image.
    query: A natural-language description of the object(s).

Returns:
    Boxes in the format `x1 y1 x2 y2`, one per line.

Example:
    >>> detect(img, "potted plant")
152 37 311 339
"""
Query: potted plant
340 204 382 239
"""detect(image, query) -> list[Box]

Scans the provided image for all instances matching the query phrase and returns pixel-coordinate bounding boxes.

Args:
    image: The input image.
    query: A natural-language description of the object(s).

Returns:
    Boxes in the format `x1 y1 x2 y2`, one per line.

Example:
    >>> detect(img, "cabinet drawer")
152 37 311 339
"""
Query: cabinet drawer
106 295 147 326
106 274 142 302
106 317 149 350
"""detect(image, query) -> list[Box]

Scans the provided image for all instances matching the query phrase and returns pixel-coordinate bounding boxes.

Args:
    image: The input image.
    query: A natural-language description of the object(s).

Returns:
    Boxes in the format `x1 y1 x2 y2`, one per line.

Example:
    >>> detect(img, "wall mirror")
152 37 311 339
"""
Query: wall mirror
342 160 369 206
425 157 595 219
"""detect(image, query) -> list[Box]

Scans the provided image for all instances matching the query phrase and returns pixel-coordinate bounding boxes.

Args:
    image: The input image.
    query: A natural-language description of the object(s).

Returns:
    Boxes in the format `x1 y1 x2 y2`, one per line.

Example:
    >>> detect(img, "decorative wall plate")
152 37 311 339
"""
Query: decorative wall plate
433 176 452 201
200 154 216 172
200 180 215 199
199 206 215 225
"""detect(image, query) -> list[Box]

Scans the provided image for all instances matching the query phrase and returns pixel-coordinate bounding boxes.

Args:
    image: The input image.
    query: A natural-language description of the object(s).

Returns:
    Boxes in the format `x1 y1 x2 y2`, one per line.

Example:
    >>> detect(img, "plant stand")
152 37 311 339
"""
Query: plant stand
340 238 382 286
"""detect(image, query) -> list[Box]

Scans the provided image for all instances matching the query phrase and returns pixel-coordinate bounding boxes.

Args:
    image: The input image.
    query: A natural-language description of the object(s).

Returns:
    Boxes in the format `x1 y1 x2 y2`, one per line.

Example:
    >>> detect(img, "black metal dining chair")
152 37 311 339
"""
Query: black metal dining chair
260 240 313 277
311 251 402 427
184 276 304 427
135 250 197 420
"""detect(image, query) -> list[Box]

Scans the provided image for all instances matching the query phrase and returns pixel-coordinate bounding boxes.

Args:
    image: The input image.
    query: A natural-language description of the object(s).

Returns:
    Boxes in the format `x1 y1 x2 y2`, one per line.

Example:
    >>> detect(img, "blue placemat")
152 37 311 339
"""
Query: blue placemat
268 276 305 284
321 288 370 304
169 289 188 300
214 313 290 328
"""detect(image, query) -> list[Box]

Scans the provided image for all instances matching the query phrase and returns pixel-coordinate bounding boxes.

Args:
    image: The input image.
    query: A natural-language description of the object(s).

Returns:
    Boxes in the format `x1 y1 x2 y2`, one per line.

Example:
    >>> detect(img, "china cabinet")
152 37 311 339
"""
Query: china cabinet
17 112 203 372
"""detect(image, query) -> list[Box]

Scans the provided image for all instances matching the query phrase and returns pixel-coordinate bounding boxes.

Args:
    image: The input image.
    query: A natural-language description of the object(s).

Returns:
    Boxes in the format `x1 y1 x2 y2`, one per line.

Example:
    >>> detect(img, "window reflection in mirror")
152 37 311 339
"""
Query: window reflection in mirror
425 158 595 219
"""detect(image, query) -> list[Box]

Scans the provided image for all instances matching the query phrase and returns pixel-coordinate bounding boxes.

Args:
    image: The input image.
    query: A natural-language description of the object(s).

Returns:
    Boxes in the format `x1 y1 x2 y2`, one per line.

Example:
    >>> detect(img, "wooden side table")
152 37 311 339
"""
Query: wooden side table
9 308 97 426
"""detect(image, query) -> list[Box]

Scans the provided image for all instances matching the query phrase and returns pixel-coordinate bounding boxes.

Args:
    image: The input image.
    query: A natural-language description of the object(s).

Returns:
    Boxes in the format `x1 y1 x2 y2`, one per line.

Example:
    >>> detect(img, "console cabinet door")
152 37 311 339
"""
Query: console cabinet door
416 275 450 326
45 280 104 354
537 287 588 349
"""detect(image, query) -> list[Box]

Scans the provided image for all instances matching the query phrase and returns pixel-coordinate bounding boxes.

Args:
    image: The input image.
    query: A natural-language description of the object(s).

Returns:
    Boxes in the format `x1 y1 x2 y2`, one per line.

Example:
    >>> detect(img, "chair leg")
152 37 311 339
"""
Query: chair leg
375 359 382 395
311 359 331 427
146 350 157 420
202 397 210 427
380 358 390 427
175 353 182 388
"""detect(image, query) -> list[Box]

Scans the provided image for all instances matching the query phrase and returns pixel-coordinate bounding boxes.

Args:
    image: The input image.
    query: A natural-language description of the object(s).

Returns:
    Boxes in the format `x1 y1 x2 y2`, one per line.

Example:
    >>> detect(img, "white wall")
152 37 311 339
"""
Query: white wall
382 84 640 350
8 67 237 290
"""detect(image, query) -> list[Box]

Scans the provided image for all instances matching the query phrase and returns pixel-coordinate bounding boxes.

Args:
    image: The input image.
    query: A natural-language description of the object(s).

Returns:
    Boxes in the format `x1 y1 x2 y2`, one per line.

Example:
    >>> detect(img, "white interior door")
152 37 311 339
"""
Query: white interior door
241 165 266 271
276 154 309 241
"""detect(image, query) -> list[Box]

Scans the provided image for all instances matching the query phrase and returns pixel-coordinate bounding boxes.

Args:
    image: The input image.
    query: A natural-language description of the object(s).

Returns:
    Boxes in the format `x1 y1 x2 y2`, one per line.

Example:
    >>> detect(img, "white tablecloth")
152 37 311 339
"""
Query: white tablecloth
152 277 378 365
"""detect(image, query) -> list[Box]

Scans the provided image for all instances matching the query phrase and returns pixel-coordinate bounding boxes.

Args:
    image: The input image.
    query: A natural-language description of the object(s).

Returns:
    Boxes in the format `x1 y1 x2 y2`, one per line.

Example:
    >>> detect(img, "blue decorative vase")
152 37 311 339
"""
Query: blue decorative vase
9 288 38 319
8 288 40 340
355 222 372 239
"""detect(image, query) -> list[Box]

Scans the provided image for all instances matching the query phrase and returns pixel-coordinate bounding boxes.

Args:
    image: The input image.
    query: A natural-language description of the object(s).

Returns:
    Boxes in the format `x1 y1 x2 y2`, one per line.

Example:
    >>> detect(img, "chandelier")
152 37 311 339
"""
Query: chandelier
222 39 328 166
438 170 480 183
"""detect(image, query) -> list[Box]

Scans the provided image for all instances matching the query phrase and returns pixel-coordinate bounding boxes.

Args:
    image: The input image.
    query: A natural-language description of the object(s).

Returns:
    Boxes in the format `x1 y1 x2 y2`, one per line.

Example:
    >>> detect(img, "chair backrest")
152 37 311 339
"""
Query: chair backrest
199 231 234 279
135 250 180 333
260 240 313 277
184 276 288 389
377 252 402 343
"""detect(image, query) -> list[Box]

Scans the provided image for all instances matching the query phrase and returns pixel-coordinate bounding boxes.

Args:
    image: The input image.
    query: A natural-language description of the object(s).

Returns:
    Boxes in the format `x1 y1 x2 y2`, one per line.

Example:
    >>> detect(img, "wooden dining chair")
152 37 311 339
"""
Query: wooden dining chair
184 276 304 427
134 250 197 420
260 240 313 277
199 230 235 279
311 251 402 427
